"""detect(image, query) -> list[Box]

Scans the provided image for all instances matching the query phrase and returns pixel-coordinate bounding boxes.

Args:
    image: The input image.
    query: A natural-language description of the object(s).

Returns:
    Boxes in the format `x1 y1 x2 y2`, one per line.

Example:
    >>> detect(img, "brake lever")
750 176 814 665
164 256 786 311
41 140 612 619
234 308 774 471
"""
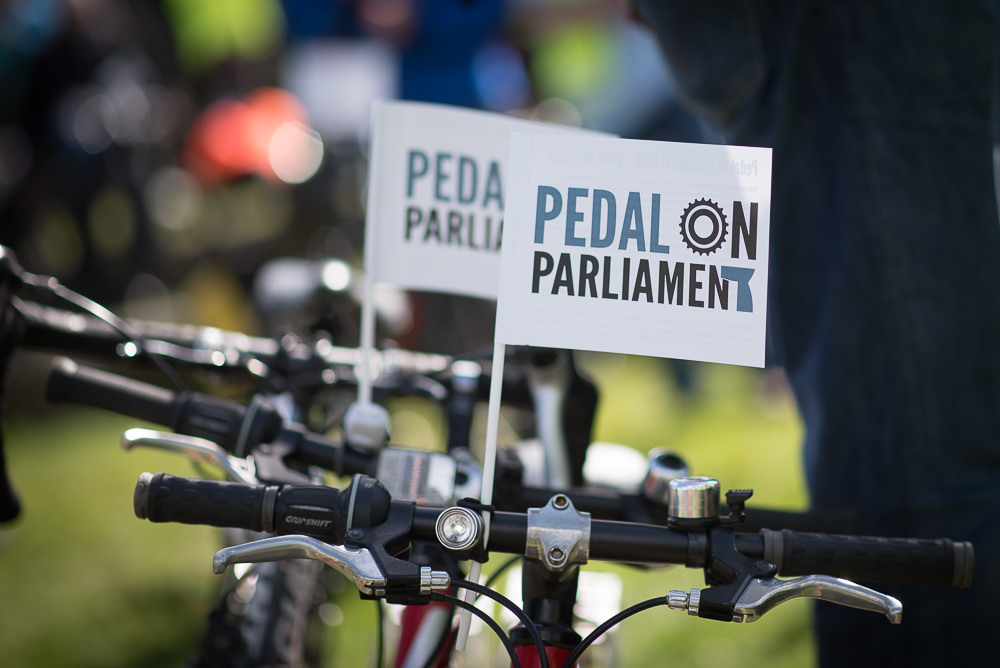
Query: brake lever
121 427 257 484
736 575 902 623
212 534 450 599
666 526 905 625
668 574 903 624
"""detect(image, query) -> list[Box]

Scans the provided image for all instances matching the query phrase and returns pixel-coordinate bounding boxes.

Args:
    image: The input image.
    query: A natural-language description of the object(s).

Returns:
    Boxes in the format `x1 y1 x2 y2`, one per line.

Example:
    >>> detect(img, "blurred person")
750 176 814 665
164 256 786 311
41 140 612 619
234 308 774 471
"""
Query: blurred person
508 0 718 143
280 0 526 112
631 1 1000 665
0 0 191 304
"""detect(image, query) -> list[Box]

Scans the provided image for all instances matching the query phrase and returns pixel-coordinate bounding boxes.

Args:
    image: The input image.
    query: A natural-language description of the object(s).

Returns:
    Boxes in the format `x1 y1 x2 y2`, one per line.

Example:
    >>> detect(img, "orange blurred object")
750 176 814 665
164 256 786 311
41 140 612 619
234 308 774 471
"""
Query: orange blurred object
183 87 312 187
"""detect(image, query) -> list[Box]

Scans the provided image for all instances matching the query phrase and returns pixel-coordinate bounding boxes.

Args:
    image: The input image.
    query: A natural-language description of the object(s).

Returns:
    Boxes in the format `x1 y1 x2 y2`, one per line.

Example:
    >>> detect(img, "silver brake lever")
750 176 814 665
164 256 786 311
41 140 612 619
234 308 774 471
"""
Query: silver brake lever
670 575 903 624
736 575 902 623
212 535 450 598
121 427 257 485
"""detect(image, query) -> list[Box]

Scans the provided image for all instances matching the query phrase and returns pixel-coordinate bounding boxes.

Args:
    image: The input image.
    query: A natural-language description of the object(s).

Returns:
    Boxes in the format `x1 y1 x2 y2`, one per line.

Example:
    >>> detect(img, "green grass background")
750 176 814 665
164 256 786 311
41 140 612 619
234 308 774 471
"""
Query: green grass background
0 352 811 667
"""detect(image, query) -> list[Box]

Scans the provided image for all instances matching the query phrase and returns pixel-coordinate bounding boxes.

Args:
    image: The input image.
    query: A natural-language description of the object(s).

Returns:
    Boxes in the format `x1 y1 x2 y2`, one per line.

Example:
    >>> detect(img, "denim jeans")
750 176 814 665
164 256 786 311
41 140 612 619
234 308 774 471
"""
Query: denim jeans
634 1 1000 664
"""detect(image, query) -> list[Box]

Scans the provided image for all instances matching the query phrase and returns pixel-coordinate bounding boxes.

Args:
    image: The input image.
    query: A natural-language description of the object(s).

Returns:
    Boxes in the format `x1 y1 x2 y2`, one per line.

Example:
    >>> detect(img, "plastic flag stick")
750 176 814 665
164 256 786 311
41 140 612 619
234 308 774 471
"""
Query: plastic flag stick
455 340 504 651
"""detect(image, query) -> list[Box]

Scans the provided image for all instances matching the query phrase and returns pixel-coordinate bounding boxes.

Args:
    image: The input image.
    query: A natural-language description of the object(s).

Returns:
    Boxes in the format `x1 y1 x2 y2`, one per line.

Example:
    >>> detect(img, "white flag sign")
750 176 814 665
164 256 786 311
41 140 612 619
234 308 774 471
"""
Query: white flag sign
496 132 772 367
365 100 582 300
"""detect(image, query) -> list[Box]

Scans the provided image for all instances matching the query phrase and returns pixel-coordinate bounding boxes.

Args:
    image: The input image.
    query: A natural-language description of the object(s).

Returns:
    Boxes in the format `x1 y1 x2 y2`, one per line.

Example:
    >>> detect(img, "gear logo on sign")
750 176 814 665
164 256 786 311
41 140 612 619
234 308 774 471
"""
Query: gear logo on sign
679 199 728 255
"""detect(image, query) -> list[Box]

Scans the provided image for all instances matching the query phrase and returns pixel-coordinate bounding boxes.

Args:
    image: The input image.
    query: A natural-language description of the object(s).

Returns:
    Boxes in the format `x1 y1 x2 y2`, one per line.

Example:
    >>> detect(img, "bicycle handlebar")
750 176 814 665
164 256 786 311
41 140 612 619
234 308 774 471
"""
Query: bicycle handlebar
45 357 376 479
40 358 878 535
46 357 284 457
13 288 535 407
133 472 974 591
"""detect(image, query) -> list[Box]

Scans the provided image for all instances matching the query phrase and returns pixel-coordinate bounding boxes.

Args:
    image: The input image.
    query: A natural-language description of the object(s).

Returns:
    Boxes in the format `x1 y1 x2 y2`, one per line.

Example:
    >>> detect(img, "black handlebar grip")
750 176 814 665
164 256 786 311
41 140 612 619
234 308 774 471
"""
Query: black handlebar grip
47 357 177 425
288 427 375 477
135 472 390 544
135 472 276 532
46 358 282 455
763 528 974 588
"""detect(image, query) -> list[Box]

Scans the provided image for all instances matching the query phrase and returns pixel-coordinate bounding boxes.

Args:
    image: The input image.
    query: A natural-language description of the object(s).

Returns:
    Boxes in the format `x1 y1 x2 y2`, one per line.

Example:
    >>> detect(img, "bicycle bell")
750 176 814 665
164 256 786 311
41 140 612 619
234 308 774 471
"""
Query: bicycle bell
641 447 690 505
666 476 721 528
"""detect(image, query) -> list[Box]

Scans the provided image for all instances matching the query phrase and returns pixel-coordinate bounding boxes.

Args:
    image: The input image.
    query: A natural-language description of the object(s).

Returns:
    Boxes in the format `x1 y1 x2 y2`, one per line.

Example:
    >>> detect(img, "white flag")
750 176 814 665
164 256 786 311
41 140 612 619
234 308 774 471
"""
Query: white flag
365 100 585 299
495 132 772 367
